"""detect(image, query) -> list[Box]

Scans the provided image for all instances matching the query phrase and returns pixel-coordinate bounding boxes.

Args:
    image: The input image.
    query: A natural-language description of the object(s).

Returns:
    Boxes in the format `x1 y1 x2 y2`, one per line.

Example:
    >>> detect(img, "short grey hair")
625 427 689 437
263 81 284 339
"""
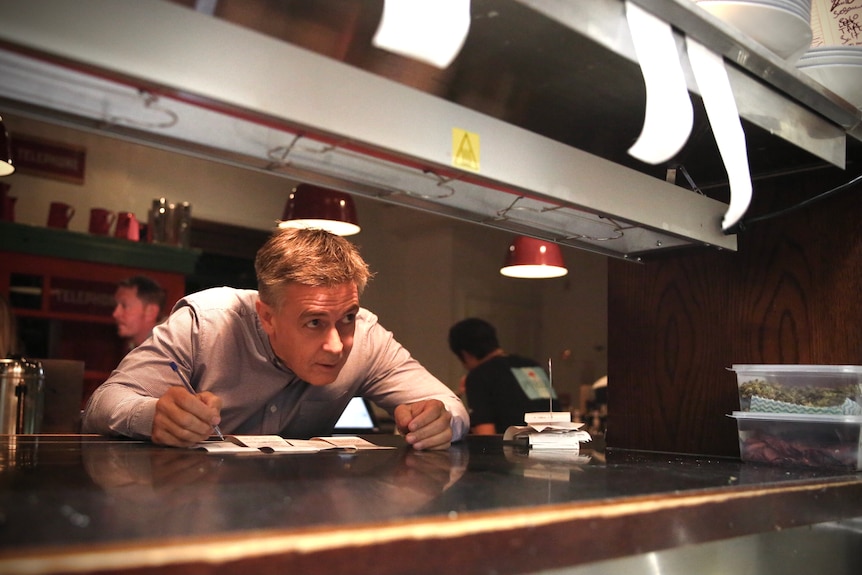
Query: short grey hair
254 228 372 307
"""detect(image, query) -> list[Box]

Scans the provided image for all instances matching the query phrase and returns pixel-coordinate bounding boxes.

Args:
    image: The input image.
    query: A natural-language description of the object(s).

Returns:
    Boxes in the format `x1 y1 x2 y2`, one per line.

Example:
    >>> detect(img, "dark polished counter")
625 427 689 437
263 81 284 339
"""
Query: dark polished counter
1 434 861 574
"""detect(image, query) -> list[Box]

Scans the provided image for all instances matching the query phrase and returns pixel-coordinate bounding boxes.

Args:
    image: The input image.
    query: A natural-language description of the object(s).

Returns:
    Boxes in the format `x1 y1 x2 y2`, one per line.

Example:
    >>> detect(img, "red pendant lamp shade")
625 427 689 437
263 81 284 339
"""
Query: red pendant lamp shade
278 183 360 236
0 116 14 176
500 235 568 278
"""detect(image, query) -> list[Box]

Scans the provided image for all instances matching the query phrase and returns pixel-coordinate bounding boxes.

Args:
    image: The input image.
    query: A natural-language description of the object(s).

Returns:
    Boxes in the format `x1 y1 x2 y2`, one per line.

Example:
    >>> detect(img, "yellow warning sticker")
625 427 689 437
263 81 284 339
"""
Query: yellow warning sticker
452 128 480 172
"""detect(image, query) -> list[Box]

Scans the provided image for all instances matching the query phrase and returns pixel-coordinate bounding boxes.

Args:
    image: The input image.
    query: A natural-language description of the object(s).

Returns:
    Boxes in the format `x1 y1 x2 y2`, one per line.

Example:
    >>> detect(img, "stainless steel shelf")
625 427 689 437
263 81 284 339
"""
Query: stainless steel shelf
3 0 852 259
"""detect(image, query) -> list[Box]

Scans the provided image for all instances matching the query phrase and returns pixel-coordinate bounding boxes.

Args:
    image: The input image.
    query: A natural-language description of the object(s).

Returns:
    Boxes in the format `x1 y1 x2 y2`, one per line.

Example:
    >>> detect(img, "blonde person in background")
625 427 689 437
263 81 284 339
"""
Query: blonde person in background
112 276 167 349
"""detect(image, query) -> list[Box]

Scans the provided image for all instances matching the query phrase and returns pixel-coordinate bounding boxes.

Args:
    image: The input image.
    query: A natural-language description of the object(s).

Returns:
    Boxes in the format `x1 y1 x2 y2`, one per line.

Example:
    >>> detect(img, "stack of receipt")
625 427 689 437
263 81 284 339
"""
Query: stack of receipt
503 411 592 451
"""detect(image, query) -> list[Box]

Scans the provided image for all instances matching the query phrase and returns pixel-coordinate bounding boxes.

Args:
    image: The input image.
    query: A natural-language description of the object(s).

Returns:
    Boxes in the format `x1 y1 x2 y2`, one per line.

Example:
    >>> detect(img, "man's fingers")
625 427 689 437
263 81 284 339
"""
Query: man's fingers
152 388 220 447
396 400 452 450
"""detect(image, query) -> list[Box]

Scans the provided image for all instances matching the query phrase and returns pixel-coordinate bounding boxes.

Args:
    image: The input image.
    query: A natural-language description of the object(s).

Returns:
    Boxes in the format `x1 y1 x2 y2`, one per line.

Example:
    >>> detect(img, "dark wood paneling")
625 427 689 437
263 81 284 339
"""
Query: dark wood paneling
190 218 270 259
608 165 862 456
187 218 270 293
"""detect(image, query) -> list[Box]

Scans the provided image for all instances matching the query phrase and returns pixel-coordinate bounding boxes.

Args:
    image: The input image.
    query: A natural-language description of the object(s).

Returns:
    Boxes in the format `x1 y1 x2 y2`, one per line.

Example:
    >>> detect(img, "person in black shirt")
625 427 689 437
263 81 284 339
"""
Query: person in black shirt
448 318 559 434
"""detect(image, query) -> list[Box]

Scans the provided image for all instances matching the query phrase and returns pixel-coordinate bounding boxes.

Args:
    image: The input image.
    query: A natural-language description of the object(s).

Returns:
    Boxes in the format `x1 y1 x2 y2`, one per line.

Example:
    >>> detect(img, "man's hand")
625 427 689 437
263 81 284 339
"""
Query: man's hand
151 386 222 447
394 399 452 450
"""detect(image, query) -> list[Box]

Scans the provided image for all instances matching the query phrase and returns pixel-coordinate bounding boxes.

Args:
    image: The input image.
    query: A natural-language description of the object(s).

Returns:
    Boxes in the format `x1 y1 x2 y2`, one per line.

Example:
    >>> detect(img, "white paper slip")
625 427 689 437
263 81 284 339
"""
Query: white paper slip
372 0 471 68
625 1 693 164
811 0 862 48
686 37 752 232
195 435 319 454
194 435 394 454
528 430 591 450
504 423 592 451
290 436 396 451
524 411 572 424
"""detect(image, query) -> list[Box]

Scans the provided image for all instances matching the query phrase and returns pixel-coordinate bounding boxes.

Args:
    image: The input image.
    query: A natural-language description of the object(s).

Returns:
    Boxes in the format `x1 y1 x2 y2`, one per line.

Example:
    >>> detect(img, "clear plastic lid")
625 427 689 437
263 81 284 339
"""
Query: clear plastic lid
729 411 862 424
731 364 862 374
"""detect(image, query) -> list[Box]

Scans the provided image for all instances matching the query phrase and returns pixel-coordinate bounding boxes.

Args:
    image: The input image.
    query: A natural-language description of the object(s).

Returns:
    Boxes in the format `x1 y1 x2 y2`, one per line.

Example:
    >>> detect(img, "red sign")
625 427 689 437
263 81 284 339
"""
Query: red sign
49 278 116 316
11 135 86 185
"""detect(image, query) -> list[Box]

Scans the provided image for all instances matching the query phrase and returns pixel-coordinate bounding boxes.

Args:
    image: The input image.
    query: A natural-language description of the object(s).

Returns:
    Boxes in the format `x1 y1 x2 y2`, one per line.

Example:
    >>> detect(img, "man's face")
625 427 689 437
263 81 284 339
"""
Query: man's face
256 282 359 386
112 286 158 346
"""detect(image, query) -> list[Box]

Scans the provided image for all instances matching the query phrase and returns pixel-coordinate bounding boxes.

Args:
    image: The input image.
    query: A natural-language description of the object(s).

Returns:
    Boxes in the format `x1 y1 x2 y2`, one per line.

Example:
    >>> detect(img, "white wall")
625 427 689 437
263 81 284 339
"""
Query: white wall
3 113 607 400
5 116 287 232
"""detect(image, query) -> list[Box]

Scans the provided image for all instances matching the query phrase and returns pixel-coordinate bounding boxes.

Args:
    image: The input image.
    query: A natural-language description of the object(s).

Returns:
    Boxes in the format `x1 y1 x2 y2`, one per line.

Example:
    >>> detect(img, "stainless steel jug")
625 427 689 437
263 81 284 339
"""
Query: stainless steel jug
0 358 44 434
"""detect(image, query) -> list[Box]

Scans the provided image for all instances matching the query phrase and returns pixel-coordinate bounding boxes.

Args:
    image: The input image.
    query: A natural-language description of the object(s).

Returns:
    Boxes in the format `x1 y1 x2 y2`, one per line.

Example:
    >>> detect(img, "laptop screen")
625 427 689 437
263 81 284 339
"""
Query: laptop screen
333 397 378 433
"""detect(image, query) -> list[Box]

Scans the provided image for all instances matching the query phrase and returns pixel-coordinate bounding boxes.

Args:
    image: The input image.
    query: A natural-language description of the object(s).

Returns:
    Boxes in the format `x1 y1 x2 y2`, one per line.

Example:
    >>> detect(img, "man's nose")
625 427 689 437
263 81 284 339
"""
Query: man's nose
322 326 343 354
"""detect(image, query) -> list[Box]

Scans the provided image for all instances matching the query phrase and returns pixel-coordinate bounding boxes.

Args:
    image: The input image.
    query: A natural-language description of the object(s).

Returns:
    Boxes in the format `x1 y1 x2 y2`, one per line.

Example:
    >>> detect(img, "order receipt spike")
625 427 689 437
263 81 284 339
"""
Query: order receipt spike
524 357 571 426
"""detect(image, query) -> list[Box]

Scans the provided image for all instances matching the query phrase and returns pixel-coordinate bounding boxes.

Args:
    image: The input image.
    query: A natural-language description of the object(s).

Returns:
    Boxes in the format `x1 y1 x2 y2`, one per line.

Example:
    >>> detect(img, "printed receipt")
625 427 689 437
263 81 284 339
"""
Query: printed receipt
687 38 752 232
372 0 471 68
624 1 693 165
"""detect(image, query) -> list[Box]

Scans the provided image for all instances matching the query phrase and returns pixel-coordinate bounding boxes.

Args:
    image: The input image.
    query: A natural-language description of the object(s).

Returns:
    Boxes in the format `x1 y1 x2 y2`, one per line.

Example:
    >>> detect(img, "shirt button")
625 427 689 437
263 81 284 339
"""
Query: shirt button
269 405 278 413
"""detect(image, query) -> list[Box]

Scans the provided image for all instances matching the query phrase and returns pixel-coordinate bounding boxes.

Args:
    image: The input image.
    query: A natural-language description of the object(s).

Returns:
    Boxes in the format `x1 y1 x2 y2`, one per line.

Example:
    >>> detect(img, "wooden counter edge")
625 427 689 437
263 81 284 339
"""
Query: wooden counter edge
2 475 861 575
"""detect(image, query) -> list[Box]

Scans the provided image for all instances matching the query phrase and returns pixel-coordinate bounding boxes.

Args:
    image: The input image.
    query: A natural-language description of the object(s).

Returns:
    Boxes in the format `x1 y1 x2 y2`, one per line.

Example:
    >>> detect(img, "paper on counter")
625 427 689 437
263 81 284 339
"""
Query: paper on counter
504 421 585 438
528 435 588 450
524 411 572 425
195 435 318 454
504 421 592 451
686 38 752 232
195 435 394 454
372 0 471 69
625 1 693 165
811 0 862 48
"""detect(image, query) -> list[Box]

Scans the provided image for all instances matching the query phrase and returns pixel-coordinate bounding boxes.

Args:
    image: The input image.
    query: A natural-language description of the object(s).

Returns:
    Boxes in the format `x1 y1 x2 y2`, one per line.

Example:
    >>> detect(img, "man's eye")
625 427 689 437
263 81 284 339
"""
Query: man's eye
341 313 357 325
306 319 321 328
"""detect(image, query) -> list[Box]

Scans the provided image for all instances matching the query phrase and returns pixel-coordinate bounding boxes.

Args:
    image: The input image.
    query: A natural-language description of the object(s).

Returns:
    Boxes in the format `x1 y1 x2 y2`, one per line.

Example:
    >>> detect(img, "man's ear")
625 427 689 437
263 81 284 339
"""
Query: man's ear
255 298 275 335
144 303 161 324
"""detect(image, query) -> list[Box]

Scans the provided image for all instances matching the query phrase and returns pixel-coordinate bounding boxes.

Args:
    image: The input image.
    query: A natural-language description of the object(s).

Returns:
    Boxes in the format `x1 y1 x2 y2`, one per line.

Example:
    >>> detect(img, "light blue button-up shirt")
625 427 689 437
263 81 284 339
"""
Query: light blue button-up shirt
83 287 468 441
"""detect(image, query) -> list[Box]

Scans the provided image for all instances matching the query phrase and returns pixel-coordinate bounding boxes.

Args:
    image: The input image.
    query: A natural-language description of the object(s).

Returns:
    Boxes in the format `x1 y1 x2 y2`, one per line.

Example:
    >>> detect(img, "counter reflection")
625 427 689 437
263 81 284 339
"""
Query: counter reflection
81 440 469 538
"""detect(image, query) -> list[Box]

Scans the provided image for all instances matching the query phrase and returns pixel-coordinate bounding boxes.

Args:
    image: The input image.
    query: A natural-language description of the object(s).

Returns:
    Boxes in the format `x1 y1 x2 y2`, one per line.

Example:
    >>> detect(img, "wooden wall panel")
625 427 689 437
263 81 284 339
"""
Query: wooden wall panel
608 165 862 456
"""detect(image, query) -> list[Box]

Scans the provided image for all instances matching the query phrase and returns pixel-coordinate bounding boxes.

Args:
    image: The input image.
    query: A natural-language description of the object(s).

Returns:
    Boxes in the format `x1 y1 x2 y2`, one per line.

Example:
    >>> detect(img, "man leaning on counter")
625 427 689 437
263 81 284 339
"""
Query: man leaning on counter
83 228 468 450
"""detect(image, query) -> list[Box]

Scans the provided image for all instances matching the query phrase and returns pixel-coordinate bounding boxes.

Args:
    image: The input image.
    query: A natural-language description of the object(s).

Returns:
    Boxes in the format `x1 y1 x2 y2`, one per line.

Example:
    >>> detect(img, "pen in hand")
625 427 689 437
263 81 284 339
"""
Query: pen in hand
169 361 225 441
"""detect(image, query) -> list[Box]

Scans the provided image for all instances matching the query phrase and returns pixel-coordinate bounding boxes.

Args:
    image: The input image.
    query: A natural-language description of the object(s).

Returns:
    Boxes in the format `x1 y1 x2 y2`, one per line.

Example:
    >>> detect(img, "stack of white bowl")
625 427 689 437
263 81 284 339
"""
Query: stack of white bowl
798 0 862 108
797 47 862 107
694 0 814 62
